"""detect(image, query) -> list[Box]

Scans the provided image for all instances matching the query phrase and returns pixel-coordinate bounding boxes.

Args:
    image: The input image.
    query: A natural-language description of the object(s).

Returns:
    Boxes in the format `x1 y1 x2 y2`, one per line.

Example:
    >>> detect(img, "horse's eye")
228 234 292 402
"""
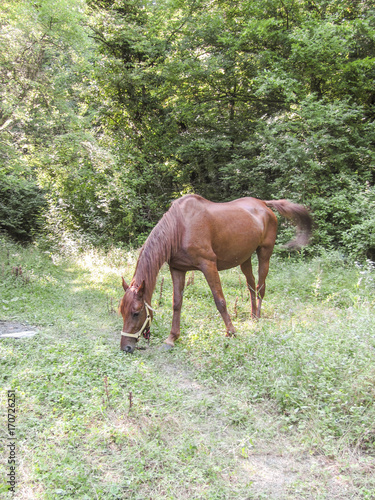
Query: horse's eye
132 311 140 318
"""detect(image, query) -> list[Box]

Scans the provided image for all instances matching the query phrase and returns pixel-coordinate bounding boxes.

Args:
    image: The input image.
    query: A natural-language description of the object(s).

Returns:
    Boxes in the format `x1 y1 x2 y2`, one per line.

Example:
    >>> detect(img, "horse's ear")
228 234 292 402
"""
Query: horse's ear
136 280 145 298
122 277 129 291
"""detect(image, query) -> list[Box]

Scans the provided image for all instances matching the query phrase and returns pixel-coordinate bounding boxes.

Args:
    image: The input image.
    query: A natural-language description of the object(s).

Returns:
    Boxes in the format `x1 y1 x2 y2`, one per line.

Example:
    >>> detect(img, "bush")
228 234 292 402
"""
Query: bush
0 170 47 242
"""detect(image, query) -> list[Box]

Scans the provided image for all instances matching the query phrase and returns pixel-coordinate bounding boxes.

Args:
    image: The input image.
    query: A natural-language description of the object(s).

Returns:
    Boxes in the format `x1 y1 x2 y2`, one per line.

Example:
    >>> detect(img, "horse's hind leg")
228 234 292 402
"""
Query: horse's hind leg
240 258 257 319
256 245 273 318
201 260 236 336
165 267 186 347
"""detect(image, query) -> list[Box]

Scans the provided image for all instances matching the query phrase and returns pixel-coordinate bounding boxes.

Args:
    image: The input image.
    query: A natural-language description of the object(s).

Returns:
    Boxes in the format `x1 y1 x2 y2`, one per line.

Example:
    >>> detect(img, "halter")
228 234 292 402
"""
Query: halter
121 302 155 341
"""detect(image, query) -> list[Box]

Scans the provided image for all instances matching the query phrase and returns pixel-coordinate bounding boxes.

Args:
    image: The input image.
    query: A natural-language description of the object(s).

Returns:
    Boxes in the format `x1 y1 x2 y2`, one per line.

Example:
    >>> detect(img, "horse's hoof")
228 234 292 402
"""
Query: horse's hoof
159 343 174 351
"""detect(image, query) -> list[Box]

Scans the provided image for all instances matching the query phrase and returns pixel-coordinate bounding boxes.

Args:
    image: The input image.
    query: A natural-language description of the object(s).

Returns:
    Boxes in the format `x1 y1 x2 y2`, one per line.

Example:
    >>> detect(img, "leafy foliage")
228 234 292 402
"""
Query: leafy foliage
0 166 47 241
1 0 375 256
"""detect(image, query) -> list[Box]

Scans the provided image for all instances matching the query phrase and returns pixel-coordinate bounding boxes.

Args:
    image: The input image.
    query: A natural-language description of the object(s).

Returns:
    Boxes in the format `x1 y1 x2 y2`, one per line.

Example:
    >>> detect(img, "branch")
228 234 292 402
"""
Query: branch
0 119 13 131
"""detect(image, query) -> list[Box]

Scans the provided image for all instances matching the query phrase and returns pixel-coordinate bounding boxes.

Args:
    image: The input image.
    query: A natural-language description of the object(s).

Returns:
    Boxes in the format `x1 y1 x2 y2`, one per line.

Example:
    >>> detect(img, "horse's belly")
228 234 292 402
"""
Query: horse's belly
211 217 264 268
215 242 259 271
171 227 261 272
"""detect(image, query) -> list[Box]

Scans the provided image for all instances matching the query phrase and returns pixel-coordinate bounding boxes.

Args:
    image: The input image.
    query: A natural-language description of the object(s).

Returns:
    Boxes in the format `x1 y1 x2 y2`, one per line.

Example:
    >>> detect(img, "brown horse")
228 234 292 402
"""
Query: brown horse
119 194 312 353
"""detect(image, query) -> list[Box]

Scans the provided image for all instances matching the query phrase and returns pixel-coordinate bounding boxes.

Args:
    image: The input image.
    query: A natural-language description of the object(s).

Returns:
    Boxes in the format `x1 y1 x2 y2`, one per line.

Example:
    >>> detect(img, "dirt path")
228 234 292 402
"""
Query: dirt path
149 353 372 499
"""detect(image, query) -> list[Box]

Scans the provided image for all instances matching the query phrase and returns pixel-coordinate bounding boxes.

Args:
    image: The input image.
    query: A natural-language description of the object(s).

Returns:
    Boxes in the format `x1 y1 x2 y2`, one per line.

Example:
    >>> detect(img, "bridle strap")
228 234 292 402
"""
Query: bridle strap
121 302 155 339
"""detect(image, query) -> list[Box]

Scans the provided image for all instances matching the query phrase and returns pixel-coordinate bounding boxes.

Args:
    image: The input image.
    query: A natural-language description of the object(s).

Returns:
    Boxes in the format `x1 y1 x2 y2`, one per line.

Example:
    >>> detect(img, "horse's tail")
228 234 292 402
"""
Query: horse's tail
265 199 312 249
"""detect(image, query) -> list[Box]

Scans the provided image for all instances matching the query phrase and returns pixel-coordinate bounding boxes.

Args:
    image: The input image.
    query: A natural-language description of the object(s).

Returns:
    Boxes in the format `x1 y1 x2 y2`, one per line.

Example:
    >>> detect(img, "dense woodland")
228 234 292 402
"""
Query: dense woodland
1 0 374 257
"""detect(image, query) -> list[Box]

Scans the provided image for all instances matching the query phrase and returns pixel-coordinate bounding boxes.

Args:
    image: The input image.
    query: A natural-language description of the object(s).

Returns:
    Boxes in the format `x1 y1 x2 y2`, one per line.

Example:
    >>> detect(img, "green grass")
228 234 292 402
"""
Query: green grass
1 236 375 499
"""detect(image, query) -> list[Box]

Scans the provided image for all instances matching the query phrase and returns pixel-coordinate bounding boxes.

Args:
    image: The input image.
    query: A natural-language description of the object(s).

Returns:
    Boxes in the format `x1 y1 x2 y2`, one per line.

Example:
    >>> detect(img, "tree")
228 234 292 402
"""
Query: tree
1 0 374 256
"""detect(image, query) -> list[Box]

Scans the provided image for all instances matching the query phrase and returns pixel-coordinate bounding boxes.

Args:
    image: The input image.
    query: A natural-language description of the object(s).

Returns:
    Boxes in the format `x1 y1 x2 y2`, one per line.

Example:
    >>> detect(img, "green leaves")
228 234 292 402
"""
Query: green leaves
1 0 375 256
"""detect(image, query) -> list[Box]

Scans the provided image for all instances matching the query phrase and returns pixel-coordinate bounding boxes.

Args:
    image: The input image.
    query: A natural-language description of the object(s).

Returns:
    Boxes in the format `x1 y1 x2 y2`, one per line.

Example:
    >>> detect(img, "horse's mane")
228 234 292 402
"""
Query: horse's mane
132 199 184 293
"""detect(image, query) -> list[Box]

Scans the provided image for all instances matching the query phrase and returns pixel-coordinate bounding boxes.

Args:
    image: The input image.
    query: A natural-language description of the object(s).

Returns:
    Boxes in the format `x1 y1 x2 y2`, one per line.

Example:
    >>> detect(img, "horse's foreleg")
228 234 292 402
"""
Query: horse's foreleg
165 267 186 347
201 261 236 336
240 258 257 319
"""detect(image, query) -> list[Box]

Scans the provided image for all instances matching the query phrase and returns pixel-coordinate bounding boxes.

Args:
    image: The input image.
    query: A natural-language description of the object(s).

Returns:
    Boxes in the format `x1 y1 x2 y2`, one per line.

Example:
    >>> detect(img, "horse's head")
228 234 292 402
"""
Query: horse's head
119 278 152 354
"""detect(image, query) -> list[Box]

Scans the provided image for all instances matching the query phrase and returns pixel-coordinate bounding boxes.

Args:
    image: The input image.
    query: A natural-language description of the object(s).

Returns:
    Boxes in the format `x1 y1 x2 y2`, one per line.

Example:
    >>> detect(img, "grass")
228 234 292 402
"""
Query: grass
1 235 375 499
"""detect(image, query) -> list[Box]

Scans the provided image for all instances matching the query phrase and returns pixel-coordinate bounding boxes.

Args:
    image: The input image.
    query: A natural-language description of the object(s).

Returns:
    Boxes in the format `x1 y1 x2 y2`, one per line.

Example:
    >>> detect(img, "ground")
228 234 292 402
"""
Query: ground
0 321 38 338
1 243 374 498
147 352 374 499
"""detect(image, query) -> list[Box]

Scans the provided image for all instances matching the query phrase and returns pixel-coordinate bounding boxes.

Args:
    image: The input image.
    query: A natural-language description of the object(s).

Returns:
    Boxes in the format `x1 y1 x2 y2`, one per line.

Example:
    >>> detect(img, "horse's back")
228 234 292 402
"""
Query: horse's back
174 194 272 217
174 195 276 232
170 195 277 270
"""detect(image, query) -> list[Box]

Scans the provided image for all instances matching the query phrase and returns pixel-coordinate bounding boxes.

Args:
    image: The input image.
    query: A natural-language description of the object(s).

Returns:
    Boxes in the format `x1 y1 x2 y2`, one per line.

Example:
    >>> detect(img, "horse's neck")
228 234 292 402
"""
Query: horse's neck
133 242 168 304
132 206 182 302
